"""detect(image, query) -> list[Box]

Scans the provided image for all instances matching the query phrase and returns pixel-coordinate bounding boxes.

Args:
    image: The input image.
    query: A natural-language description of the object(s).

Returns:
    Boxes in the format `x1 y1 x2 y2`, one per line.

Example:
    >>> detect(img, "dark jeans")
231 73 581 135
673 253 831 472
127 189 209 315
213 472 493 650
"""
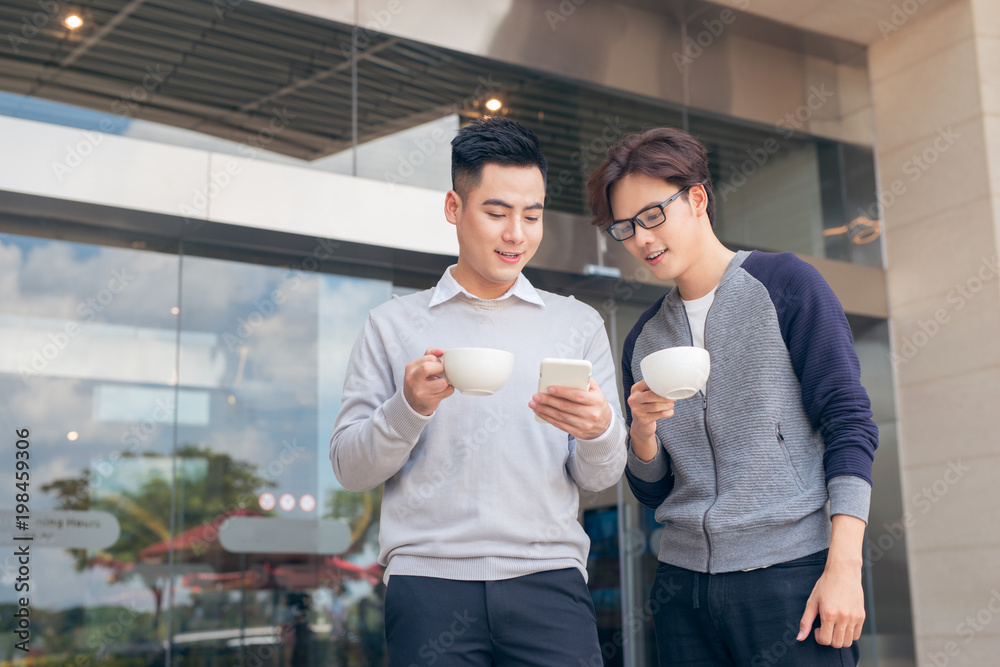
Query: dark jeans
384 568 601 667
651 550 860 666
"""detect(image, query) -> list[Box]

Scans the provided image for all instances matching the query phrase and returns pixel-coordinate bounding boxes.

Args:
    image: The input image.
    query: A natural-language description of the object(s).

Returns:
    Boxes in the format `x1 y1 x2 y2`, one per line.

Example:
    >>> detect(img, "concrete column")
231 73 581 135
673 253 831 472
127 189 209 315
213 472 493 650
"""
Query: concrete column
870 1 1000 665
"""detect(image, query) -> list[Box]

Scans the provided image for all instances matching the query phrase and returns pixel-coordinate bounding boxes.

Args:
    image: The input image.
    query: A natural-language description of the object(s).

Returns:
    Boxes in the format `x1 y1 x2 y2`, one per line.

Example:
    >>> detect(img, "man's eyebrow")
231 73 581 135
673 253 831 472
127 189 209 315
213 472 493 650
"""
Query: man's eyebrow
480 199 545 210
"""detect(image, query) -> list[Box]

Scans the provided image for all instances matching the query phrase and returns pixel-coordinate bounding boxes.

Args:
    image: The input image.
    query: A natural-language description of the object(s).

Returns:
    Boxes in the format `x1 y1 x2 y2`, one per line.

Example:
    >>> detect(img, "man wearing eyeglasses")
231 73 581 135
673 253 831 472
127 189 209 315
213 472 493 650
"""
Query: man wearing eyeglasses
586 128 877 666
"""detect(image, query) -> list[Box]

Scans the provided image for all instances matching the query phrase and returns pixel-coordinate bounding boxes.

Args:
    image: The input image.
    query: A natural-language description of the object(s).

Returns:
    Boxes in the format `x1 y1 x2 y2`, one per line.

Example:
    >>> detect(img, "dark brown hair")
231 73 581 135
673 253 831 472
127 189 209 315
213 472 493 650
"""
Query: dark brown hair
587 127 715 229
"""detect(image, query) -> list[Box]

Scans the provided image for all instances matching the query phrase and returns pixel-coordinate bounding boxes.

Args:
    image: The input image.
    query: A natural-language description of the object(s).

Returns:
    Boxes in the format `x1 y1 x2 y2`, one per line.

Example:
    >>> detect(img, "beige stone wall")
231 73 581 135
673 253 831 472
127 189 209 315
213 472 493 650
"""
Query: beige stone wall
870 1 1000 665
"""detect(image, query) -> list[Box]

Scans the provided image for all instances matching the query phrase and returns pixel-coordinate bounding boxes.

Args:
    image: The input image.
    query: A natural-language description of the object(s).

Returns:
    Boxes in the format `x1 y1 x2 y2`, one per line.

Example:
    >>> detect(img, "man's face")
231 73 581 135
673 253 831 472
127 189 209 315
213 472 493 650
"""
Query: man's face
609 172 704 284
446 163 545 299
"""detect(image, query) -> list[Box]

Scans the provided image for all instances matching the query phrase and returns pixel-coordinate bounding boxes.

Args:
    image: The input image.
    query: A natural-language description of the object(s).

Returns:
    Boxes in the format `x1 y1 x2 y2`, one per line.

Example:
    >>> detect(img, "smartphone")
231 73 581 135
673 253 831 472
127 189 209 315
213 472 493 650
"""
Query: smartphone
536 358 593 423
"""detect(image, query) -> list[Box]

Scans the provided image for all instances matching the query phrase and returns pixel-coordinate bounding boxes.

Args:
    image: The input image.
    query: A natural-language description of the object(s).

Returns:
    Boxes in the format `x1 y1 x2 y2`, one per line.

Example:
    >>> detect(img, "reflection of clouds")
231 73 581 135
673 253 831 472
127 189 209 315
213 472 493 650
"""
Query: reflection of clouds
0 235 177 326
315 114 457 191
0 548 158 612
0 232 402 610
318 275 394 505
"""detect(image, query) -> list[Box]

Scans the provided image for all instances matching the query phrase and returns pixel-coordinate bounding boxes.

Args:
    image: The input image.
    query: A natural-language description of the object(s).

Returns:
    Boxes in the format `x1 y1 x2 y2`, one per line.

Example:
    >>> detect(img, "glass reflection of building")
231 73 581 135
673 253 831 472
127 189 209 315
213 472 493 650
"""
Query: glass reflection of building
0 1 913 665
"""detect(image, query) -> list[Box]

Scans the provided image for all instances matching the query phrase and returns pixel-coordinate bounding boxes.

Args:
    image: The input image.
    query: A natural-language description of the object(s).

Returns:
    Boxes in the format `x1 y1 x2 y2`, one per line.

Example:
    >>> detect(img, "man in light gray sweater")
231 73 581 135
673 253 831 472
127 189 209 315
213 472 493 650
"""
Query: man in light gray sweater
330 117 627 666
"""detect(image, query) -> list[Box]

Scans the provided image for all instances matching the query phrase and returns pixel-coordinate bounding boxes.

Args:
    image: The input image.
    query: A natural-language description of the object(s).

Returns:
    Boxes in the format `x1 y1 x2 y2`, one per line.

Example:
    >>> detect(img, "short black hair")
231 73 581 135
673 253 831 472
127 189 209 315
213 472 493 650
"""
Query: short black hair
450 117 548 200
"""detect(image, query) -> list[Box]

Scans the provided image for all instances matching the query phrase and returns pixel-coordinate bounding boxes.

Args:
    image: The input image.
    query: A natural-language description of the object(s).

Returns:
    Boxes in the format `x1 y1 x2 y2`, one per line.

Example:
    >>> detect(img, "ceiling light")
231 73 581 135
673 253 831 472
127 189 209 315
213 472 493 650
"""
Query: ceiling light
64 14 84 29
67 431 79 441
485 98 502 112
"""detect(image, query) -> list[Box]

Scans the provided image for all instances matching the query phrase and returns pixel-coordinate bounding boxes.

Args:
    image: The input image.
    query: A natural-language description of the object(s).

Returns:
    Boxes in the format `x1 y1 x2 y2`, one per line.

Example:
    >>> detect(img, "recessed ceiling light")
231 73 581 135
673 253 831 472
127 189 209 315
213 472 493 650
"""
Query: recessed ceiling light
485 98 502 112
64 14 84 29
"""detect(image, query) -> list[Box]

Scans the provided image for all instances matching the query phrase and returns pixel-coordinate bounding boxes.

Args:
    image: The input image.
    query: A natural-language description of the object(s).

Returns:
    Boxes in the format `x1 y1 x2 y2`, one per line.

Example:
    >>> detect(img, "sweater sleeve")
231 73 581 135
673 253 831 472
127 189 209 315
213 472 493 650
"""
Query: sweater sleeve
748 253 878 522
329 314 432 492
565 311 628 492
621 303 675 510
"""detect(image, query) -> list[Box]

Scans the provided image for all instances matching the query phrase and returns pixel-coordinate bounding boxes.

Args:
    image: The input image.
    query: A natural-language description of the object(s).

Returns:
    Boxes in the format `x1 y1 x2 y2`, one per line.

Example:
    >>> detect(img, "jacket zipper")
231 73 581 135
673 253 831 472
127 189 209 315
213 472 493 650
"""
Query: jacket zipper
683 296 719 574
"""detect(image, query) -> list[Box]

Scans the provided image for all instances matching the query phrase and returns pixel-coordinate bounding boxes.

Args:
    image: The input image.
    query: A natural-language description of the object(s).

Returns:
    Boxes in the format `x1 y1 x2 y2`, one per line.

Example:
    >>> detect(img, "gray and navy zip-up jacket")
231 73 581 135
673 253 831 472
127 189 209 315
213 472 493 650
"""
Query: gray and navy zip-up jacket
624 250 878 573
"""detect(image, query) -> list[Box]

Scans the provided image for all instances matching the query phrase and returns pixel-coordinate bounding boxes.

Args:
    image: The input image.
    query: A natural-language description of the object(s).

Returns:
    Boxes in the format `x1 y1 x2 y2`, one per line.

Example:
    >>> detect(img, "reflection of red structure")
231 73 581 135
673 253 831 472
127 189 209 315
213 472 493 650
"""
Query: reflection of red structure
184 557 383 591
92 508 384 591
139 508 260 563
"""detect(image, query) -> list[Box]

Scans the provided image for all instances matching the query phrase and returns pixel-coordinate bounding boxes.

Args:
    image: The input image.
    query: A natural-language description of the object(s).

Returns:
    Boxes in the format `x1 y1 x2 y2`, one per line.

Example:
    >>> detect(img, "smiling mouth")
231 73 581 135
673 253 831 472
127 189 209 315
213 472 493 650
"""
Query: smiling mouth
646 249 667 261
496 250 521 259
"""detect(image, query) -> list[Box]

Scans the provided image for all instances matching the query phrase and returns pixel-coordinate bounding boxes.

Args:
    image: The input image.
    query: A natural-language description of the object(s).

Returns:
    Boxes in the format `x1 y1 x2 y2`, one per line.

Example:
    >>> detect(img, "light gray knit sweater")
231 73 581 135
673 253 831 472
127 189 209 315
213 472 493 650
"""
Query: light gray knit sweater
330 267 627 582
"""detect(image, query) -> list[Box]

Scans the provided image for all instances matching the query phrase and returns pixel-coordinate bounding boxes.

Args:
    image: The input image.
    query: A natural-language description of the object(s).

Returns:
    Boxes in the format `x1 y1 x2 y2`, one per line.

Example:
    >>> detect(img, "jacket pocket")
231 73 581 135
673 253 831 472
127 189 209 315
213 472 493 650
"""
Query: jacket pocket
776 423 806 492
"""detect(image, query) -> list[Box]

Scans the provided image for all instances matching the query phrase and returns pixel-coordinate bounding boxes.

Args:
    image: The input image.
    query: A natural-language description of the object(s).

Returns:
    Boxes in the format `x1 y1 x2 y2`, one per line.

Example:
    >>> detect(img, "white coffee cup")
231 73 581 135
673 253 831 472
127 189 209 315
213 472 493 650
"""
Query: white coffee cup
442 347 514 396
640 346 711 400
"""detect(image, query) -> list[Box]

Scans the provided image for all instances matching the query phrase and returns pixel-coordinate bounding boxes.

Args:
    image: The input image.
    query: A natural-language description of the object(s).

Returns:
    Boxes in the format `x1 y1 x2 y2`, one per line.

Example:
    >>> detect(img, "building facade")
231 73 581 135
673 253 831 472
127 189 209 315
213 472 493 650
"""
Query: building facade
0 1 996 666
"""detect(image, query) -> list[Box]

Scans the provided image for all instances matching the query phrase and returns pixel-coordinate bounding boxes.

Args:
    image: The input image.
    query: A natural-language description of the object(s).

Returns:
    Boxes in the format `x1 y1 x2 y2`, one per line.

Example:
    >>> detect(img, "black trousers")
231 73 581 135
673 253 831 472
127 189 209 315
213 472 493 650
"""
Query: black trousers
651 550 860 666
384 568 602 667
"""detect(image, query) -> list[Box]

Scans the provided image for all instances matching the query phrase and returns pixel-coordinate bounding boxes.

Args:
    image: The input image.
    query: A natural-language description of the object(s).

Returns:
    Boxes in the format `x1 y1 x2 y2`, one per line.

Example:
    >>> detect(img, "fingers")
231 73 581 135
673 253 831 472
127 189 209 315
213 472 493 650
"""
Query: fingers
797 597 819 642
530 379 612 439
403 349 452 415
802 601 865 649
815 609 865 648
628 387 675 420
629 382 674 406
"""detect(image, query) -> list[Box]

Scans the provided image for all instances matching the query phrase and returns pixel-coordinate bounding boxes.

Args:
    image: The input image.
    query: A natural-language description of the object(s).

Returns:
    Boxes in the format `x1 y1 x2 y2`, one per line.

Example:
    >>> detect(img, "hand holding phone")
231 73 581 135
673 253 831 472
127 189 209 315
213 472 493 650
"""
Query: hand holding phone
535 358 592 423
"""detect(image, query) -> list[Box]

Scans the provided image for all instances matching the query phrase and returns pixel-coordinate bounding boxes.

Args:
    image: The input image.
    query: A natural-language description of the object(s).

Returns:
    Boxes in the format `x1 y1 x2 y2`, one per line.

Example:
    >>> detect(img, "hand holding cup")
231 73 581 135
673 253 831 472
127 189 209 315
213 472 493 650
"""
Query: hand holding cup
403 348 455 416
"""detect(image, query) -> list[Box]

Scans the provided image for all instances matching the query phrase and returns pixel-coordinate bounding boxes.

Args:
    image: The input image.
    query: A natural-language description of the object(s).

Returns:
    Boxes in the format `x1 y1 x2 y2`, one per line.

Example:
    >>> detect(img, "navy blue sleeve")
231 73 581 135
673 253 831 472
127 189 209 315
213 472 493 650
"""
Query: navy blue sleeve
622 297 675 510
741 252 878 486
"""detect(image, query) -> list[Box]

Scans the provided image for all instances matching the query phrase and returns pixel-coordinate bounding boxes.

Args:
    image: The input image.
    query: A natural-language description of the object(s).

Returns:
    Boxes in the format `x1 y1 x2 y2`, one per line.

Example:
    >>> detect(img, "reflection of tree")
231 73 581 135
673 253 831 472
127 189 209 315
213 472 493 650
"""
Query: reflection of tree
324 487 381 557
41 444 274 632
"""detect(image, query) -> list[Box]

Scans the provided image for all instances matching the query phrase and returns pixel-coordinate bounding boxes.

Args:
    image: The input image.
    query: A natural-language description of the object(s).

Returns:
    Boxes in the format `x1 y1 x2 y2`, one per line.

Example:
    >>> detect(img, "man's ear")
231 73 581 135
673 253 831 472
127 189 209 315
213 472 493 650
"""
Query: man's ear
688 183 709 218
444 190 462 226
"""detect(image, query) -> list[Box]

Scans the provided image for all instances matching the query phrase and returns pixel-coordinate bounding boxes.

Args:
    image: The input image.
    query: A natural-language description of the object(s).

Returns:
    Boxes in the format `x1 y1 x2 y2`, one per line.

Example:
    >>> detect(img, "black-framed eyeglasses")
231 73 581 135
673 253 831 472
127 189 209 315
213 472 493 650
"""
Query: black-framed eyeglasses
606 186 691 242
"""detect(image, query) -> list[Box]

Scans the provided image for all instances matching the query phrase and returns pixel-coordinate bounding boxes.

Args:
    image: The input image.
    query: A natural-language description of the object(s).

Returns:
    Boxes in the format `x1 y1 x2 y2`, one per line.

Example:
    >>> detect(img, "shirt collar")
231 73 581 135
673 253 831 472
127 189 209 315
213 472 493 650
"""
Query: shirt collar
428 265 545 308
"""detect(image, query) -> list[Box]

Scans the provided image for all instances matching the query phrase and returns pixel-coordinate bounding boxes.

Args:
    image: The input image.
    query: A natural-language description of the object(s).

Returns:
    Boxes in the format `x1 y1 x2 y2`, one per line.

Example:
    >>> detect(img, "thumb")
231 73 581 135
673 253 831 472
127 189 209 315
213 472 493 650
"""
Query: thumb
798 597 819 641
